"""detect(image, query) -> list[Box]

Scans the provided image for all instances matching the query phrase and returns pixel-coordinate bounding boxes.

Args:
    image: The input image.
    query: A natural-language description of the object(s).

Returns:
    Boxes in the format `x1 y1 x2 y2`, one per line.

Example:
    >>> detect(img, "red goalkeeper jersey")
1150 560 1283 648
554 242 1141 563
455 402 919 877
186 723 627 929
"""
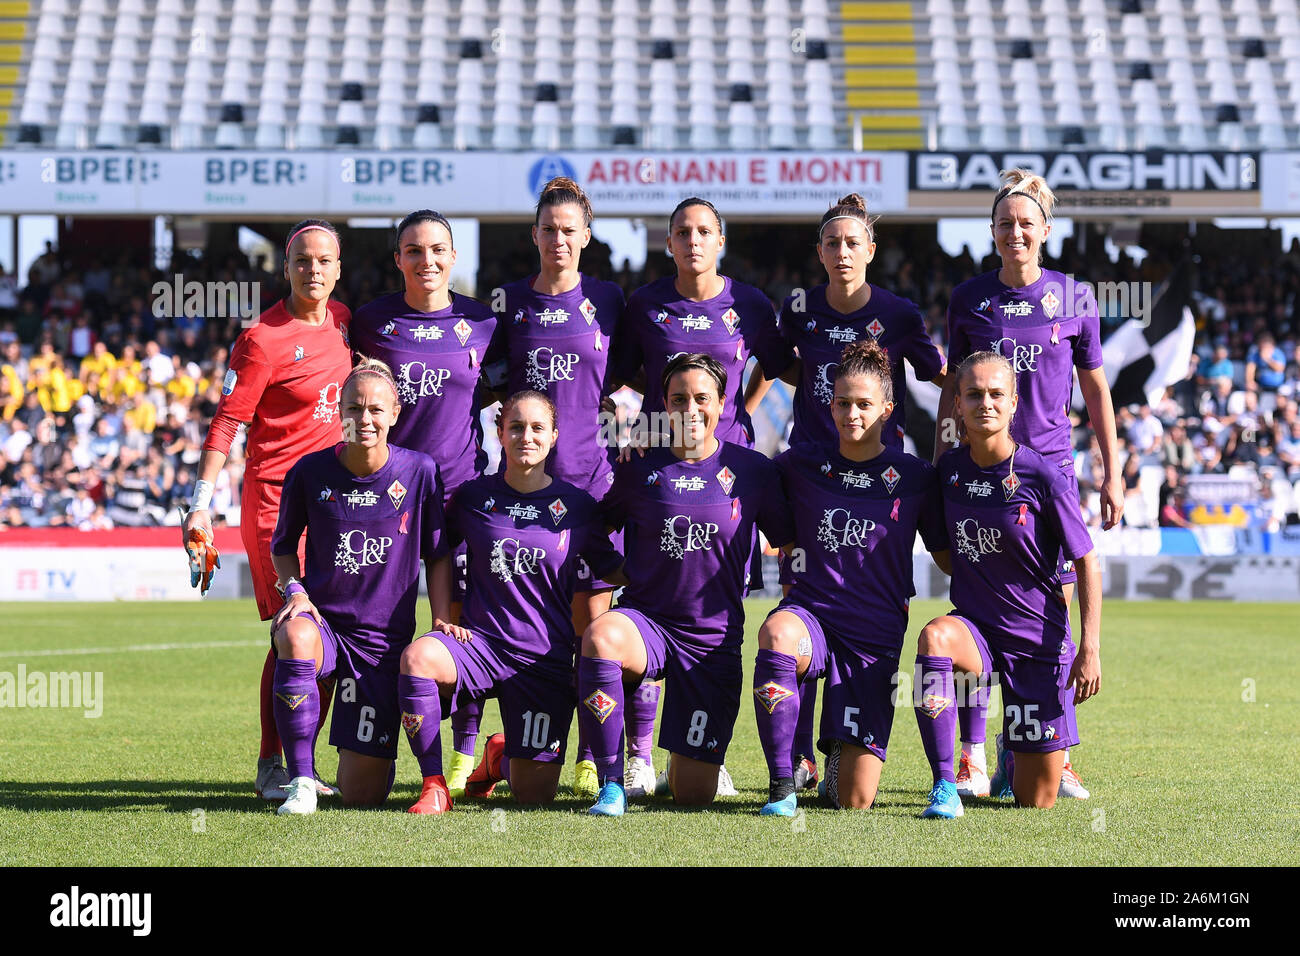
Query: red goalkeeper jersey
203 299 353 482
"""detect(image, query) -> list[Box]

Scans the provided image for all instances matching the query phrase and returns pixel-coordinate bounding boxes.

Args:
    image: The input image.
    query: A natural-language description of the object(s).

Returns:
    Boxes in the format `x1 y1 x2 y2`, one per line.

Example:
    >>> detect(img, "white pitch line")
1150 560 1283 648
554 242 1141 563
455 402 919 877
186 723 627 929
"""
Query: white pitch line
0 639 266 659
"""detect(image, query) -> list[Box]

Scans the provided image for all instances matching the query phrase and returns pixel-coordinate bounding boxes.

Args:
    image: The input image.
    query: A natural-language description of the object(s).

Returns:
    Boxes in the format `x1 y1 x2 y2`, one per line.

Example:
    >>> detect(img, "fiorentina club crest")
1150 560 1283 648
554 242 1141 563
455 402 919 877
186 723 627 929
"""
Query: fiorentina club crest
920 694 952 718
754 681 793 714
387 479 407 510
584 689 617 724
880 465 901 493
1041 290 1061 320
579 297 597 325
401 712 424 737
1002 472 1021 500
453 318 472 346
721 308 739 335
548 498 568 525
866 318 885 339
277 692 309 711
715 466 736 495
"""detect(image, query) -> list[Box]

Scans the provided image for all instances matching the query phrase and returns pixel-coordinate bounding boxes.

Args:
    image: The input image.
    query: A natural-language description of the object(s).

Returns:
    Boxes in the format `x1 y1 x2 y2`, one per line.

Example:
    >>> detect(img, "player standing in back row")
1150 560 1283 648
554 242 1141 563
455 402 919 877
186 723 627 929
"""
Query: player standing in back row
497 177 626 800
776 192 946 790
935 169 1120 801
182 219 351 802
350 210 504 798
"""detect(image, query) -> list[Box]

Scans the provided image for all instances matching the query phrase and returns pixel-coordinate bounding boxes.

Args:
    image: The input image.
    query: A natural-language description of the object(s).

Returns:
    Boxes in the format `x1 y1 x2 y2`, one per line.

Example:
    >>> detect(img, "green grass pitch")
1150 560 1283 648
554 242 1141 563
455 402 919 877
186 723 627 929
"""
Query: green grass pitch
0 598 1293 866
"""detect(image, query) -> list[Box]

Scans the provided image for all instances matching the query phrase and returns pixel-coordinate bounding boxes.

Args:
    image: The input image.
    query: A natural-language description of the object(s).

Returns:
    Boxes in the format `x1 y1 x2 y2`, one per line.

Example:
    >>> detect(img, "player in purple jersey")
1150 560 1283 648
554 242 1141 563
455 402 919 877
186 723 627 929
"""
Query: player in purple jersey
268 359 452 815
576 353 795 817
757 341 949 816
780 193 946 451
612 199 795 795
398 391 626 812
934 170 1119 800
776 193 947 790
496 177 627 799
350 210 504 797
915 351 1101 818
614 197 794 450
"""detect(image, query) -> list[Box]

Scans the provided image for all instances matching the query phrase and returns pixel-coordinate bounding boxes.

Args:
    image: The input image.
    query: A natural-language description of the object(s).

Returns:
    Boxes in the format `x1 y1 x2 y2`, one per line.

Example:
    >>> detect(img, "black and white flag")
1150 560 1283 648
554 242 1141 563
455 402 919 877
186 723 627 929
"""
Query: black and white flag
1072 258 1197 411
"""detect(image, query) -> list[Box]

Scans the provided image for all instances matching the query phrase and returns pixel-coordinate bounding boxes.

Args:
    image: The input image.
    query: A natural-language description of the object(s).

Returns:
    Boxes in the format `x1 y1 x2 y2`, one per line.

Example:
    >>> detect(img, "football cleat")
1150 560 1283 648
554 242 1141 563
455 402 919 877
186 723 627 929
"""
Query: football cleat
920 779 964 819
276 776 318 815
793 755 819 791
464 732 506 798
955 750 991 798
820 742 841 809
314 778 338 798
445 749 475 799
588 780 626 817
1058 761 1090 799
624 755 657 800
255 756 291 801
408 775 453 815
988 733 1014 800
572 759 600 800
715 764 738 797
760 779 798 817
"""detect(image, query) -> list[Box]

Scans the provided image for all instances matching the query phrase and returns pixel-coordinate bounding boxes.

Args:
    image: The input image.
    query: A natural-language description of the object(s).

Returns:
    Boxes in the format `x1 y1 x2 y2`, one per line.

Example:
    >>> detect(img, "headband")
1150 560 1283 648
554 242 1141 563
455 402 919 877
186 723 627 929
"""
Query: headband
992 187 1048 223
344 364 400 404
286 224 340 256
818 213 871 238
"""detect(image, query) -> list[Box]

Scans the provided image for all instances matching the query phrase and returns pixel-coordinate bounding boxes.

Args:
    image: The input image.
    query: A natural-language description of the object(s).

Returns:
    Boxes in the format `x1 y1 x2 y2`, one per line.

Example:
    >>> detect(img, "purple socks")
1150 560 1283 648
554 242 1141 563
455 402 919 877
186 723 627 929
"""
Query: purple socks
272 658 320 781
626 681 660 760
577 657 626 784
753 649 800 781
451 697 481 757
398 674 444 778
914 654 959 784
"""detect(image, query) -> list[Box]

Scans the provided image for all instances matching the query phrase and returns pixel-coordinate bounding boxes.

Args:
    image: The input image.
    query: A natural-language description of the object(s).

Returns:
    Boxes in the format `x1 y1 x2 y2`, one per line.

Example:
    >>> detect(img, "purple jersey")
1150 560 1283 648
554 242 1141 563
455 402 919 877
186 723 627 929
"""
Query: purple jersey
271 444 448 661
350 292 503 493
776 442 947 654
947 269 1103 462
781 284 944 449
614 276 793 446
939 443 1094 658
501 275 624 494
605 442 794 644
447 473 622 666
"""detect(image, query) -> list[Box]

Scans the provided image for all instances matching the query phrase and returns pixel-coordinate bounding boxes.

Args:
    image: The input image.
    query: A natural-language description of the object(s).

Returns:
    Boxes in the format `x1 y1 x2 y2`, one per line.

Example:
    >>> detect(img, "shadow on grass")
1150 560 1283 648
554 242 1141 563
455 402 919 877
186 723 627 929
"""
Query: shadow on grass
0 780 284 813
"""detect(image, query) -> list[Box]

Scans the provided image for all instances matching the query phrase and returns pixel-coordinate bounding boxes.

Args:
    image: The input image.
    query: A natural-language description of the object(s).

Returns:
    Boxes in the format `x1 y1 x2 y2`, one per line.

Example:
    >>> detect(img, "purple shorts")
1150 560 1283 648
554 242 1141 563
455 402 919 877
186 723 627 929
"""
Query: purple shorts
951 612 1079 754
277 612 403 761
773 604 895 761
615 607 742 765
431 632 575 763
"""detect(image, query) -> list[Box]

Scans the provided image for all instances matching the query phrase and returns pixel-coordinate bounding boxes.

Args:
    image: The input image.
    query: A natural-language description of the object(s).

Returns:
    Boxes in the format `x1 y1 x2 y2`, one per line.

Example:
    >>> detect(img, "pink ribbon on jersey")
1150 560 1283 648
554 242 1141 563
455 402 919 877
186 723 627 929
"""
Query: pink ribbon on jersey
731 499 739 522
558 529 569 551
1051 322 1060 345
1016 504 1028 525
890 498 900 521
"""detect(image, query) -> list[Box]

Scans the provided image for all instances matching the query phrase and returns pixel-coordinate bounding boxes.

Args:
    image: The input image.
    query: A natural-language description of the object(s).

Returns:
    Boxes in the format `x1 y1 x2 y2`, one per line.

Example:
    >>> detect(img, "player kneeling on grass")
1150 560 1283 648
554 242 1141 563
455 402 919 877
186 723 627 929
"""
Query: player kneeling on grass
268 359 452 815
914 351 1101 819
399 391 626 812
576 353 794 816
756 341 950 816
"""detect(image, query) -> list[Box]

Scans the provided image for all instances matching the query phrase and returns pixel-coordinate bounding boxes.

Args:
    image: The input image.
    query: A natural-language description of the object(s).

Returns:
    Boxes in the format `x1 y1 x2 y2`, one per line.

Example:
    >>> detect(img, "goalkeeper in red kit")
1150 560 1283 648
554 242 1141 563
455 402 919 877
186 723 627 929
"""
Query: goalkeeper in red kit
181 220 353 801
